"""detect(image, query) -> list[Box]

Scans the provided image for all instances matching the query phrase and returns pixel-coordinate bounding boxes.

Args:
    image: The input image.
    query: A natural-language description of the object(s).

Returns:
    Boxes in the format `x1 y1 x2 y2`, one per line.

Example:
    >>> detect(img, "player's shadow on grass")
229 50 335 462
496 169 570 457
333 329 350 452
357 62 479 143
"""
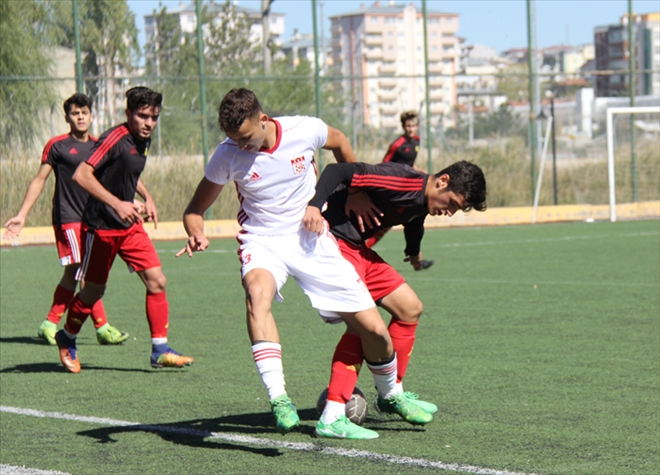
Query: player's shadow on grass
0 362 152 374
76 411 313 457
0 336 49 346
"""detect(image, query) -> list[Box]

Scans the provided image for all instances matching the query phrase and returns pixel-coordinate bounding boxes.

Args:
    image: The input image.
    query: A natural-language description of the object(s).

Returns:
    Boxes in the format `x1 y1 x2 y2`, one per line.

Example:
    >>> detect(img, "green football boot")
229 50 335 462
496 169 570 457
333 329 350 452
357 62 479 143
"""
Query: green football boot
96 323 129 345
270 394 300 434
376 393 434 425
316 416 379 440
401 391 438 414
38 320 57 345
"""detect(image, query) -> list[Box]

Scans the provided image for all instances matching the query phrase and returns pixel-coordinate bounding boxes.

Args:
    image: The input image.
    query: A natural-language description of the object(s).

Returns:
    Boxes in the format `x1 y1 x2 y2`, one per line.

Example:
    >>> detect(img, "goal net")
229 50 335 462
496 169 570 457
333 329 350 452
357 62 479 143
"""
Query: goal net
606 106 660 221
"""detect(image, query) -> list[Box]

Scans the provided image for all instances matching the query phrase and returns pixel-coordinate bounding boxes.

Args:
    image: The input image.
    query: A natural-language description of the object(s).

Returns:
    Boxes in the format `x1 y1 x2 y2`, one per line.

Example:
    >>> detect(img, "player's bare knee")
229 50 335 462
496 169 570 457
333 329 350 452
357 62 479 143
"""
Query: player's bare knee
150 273 167 292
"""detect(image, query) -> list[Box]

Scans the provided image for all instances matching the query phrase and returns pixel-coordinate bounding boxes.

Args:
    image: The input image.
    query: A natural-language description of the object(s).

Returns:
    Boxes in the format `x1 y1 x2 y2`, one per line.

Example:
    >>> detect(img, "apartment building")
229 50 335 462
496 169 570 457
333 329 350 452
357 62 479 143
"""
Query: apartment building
594 11 660 97
144 1 284 64
329 1 459 129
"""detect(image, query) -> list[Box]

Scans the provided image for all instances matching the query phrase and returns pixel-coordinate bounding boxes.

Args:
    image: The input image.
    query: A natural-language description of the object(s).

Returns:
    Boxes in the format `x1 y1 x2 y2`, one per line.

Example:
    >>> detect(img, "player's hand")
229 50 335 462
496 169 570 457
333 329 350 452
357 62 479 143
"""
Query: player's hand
3 216 25 239
345 189 383 233
133 200 147 215
176 234 210 258
143 197 158 229
302 206 325 235
115 201 144 225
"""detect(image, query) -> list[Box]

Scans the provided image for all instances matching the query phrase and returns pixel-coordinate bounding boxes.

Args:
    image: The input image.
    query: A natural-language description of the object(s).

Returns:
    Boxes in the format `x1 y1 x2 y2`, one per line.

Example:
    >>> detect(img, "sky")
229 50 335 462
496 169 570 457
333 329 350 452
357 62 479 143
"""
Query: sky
127 0 659 56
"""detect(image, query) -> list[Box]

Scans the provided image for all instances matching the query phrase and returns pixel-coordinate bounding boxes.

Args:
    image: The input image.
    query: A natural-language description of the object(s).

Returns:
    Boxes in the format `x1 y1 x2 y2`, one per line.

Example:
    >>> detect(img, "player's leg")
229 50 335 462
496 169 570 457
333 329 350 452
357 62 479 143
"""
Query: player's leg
242 267 299 434
122 225 193 369
38 225 85 344
238 233 305 434
297 231 432 430
379 284 438 414
56 229 114 373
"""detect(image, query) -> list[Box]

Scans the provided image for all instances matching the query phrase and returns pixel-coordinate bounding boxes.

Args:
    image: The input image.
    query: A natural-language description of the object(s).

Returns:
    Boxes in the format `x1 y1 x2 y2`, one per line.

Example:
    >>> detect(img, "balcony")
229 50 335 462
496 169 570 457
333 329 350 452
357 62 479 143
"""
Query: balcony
429 76 444 86
379 62 397 74
364 34 383 46
379 105 399 115
365 49 384 60
377 90 398 101
429 89 445 100
379 78 397 87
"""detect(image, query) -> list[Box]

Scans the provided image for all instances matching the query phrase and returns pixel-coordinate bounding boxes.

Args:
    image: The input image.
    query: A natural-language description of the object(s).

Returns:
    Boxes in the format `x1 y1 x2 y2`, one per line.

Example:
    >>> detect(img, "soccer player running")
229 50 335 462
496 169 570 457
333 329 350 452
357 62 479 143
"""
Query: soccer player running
366 110 434 271
304 160 487 422
179 88 432 439
55 87 193 373
3 93 128 346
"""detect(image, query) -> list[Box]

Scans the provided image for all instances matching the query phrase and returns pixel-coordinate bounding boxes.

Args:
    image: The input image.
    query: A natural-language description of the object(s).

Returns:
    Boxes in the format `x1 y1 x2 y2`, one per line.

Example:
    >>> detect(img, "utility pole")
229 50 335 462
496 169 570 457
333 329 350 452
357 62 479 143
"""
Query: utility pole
195 0 210 217
628 0 637 202
262 0 272 75
526 0 537 203
72 0 83 93
422 0 433 172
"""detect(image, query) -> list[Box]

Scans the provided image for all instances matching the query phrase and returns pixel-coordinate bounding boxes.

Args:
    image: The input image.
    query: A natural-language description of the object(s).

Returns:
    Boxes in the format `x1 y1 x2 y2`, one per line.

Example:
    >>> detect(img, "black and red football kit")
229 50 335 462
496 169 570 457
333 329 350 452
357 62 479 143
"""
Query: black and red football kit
79 123 160 285
41 133 97 225
310 162 428 257
382 134 420 168
83 124 149 231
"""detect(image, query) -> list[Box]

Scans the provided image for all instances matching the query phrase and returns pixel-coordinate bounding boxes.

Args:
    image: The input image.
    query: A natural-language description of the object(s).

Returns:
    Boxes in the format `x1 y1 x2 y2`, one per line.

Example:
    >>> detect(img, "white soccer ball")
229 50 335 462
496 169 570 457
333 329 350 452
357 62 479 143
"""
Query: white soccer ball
317 386 369 426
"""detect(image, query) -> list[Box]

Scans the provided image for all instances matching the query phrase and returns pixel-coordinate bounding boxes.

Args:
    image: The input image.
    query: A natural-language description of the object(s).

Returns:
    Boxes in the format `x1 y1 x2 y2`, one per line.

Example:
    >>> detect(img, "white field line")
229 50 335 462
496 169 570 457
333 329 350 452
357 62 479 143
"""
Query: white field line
0 465 71 475
375 231 660 252
1 406 539 475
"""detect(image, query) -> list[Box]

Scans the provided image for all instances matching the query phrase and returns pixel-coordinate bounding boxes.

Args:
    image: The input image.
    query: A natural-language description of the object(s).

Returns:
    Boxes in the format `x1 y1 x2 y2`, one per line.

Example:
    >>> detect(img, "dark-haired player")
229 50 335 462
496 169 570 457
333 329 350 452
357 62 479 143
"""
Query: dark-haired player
303 160 487 421
366 111 434 271
3 93 128 346
55 87 194 373
180 88 432 439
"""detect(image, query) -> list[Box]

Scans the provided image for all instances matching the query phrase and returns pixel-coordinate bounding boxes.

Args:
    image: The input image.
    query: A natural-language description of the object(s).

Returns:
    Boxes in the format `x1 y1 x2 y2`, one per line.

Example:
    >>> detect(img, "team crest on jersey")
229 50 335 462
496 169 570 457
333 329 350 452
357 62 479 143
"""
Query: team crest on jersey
290 156 306 175
415 145 419 152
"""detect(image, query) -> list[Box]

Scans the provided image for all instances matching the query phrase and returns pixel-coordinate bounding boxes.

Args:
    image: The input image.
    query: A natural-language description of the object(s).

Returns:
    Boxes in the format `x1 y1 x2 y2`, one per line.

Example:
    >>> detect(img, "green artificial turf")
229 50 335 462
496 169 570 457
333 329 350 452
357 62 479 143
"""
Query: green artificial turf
1 220 658 474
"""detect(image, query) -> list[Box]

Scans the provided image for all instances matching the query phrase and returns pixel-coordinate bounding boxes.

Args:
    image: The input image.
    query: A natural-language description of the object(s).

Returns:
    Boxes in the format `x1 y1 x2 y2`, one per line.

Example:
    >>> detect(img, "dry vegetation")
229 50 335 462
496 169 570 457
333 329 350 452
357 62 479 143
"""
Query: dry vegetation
2 137 658 228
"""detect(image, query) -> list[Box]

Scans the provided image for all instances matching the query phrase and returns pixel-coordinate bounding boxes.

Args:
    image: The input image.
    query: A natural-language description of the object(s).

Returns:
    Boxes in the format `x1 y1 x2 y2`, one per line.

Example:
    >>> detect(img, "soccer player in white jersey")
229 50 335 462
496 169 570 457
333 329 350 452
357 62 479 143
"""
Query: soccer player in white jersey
179 88 433 439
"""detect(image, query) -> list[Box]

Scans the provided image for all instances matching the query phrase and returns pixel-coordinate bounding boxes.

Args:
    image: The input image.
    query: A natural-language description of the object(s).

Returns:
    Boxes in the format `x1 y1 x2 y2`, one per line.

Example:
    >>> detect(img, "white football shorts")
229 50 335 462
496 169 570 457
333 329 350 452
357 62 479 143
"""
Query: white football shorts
236 224 375 323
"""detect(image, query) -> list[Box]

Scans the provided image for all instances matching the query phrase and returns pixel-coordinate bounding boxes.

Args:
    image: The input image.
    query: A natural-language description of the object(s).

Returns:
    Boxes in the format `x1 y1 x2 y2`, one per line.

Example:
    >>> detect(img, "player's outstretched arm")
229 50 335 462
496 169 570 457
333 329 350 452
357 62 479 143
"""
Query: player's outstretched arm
136 178 158 229
323 126 356 163
3 163 52 239
73 162 142 225
178 177 223 258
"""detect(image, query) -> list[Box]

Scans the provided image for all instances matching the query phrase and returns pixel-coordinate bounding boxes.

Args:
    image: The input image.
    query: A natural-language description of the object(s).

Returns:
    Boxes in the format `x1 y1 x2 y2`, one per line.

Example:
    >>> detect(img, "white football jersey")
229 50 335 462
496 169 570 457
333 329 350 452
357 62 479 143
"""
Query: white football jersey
205 116 327 235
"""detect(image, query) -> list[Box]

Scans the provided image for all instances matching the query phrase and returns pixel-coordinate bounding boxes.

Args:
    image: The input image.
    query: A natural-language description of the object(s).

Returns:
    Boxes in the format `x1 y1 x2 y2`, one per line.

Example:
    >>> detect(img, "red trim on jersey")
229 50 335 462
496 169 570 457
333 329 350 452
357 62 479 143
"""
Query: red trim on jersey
41 134 70 163
260 119 282 154
382 135 406 163
87 126 129 167
351 174 425 191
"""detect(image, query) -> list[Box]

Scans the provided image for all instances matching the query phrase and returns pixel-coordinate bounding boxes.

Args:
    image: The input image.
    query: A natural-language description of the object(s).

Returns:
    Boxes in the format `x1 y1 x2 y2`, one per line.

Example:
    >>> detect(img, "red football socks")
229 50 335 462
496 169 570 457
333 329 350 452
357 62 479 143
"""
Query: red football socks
46 285 75 324
327 333 363 404
146 291 169 338
388 319 418 383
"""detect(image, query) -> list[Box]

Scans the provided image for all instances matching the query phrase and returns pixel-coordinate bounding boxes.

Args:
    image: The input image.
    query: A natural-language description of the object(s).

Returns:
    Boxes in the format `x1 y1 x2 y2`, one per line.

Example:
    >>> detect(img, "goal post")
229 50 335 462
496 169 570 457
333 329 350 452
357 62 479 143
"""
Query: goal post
606 106 660 222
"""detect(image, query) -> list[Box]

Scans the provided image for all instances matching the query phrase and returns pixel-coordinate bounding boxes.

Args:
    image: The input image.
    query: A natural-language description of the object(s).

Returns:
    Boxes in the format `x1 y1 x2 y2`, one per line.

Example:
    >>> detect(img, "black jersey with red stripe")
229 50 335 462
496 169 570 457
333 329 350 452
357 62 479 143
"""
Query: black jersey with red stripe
310 162 428 255
382 135 420 167
41 133 97 225
82 124 150 230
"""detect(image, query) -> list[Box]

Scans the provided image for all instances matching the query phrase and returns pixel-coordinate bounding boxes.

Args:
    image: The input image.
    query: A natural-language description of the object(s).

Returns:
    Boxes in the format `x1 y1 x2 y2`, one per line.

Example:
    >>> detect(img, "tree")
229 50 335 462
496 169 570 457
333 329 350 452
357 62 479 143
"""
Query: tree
497 63 529 102
0 0 58 150
52 0 139 130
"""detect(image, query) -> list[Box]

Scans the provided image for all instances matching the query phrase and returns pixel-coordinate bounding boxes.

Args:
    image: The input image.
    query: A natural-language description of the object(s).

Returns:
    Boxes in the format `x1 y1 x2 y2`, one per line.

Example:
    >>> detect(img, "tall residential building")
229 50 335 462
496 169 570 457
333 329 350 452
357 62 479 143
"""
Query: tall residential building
594 11 660 97
329 1 459 129
144 1 284 65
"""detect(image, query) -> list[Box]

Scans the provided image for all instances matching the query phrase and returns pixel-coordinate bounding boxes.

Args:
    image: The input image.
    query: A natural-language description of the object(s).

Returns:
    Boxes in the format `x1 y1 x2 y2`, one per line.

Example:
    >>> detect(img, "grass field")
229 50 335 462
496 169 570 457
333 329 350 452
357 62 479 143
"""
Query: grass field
1 220 658 475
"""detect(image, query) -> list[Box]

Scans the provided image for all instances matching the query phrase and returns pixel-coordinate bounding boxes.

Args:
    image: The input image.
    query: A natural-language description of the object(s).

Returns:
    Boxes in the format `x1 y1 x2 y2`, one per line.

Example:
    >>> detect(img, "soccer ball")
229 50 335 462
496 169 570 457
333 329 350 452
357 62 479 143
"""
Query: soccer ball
316 386 368 426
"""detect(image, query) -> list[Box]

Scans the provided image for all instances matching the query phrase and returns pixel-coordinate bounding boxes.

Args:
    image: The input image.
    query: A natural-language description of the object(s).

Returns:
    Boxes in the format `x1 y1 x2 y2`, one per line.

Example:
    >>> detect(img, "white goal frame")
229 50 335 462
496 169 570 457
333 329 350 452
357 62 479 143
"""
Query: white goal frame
606 106 660 222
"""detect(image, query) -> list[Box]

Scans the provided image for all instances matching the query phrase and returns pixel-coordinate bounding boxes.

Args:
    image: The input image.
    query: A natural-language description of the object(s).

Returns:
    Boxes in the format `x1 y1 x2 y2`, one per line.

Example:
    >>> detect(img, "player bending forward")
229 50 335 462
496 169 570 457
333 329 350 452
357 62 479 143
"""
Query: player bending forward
303 160 486 423
3 93 128 346
55 87 194 373
180 88 433 439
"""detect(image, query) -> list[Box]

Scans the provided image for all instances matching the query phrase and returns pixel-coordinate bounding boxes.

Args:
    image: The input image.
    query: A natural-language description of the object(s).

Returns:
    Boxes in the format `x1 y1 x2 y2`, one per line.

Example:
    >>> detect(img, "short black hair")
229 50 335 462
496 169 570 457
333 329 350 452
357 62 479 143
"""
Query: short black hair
126 86 162 112
400 110 418 128
63 93 93 115
218 88 263 133
436 161 487 212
